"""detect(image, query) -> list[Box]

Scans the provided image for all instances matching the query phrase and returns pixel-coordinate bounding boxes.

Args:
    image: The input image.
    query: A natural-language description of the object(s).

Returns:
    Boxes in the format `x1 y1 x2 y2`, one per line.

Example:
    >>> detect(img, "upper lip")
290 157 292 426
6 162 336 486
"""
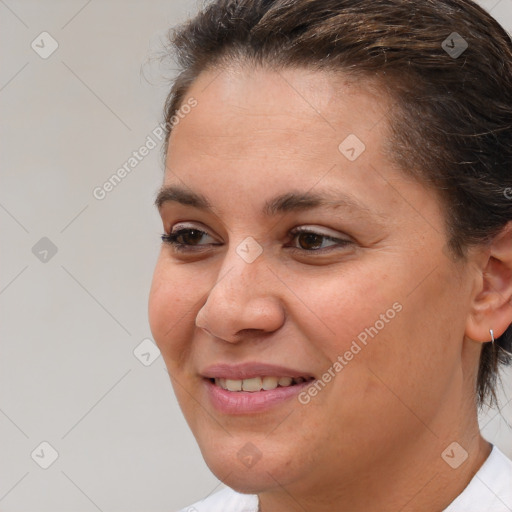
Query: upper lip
201 362 315 380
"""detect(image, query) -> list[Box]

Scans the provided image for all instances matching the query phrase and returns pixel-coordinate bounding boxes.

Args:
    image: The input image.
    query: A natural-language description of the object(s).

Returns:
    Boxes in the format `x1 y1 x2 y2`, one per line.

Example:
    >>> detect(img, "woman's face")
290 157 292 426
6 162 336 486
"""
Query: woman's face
149 66 479 496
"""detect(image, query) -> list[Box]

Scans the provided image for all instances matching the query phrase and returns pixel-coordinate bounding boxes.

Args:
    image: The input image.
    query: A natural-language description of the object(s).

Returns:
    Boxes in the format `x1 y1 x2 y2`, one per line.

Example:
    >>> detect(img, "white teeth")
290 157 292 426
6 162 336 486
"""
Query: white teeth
262 376 279 390
242 377 262 391
214 376 307 392
225 379 242 391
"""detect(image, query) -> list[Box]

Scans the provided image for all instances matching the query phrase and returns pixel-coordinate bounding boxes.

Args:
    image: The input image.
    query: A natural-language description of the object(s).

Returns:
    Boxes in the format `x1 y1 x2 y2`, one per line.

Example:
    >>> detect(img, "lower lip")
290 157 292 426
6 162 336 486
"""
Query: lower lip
204 378 314 414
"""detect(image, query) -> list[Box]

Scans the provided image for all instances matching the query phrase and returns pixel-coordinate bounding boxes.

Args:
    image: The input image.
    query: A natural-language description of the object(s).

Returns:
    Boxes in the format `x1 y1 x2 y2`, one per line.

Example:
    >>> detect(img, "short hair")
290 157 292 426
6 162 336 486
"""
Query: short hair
161 0 512 406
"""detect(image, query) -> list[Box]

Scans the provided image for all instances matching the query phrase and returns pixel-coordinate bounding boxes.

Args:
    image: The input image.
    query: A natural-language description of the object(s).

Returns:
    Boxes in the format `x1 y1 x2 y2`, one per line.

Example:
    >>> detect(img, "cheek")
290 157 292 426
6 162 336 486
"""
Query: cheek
339 265 467 423
148 256 200 363
296 257 458 404
292 266 395 357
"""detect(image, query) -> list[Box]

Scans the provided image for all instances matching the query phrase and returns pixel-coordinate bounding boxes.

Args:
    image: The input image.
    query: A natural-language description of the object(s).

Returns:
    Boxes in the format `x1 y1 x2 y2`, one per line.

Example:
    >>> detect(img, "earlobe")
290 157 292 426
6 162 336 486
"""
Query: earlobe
465 222 512 344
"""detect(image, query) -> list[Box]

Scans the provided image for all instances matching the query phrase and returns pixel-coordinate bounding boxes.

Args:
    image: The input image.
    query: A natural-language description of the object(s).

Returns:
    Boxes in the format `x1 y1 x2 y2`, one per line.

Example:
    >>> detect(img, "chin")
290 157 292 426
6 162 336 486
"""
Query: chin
205 454 282 494
197 434 301 494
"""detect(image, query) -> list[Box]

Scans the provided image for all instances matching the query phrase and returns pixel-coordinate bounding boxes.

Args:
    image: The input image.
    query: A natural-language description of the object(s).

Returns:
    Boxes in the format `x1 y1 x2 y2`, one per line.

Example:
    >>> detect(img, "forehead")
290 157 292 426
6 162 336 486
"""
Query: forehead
166 65 391 167
161 67 408 222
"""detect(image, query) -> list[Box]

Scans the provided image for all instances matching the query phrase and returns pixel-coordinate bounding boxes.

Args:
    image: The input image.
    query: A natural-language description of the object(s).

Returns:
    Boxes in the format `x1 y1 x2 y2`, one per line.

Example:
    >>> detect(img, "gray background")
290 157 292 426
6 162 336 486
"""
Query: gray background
0 1 511 511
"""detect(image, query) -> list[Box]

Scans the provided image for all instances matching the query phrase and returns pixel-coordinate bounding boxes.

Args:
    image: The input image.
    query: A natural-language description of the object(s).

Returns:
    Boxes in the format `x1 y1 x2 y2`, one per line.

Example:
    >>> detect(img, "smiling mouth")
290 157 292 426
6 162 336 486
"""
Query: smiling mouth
210 376 315 392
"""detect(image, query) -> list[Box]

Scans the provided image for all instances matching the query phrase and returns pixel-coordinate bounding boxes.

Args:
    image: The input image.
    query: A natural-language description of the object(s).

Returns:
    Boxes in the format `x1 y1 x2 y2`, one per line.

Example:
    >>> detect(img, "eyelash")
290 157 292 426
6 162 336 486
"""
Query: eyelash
160 226 352 253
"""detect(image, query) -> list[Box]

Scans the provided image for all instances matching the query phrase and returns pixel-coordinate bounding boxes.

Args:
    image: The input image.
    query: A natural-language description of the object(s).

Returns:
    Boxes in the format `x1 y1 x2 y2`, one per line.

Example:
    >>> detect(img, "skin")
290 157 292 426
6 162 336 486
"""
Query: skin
148 65 512 511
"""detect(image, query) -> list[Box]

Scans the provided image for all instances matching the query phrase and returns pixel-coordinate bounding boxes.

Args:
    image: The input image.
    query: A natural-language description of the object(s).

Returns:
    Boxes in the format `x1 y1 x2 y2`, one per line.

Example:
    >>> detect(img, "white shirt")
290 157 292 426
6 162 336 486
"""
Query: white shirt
179 446 512 512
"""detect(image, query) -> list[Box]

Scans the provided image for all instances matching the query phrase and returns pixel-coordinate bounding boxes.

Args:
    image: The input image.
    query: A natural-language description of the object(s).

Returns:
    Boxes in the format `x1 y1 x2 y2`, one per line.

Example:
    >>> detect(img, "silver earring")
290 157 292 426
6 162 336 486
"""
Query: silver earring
490 329 495 344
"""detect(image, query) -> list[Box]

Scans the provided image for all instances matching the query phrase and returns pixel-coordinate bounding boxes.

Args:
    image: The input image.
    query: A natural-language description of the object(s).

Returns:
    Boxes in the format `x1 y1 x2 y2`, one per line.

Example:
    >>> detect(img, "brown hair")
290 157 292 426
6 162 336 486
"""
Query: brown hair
161 0 512 406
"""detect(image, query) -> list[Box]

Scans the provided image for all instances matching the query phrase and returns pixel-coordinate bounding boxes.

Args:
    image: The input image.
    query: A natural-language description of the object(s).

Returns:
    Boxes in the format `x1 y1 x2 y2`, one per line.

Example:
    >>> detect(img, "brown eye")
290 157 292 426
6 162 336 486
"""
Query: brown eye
297 232 324 250
161 226 217 251
289 227 352 252
175 229 205 245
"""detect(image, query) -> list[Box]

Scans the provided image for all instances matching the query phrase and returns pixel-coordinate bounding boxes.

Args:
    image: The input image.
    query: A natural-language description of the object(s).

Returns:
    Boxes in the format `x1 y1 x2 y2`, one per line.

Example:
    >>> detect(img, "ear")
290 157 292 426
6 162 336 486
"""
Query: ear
466 222 512 343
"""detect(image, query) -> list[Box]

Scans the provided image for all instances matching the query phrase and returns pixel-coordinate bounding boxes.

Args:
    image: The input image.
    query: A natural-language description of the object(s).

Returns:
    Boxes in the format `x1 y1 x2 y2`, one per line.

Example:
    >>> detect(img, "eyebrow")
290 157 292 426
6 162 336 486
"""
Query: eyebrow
155 184 373 217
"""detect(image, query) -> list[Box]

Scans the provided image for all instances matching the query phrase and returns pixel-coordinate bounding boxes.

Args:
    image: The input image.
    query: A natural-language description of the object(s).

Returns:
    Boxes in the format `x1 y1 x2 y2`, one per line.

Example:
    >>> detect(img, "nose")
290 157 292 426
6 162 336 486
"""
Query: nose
195 248 285 343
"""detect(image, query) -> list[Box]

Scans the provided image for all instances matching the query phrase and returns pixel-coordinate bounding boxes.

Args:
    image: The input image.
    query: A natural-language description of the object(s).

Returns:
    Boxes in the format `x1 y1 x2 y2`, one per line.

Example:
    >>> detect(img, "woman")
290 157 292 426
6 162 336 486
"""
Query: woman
148 0 512 510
